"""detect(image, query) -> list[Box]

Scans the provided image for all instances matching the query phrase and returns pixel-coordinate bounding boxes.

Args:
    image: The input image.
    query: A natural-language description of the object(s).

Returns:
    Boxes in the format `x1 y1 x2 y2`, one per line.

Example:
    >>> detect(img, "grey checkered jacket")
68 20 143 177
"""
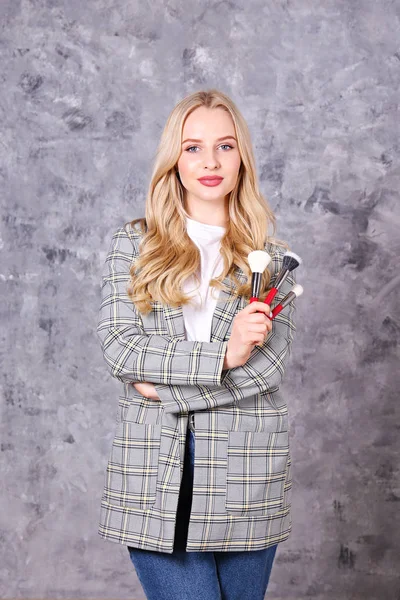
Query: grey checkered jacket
96 222 297 553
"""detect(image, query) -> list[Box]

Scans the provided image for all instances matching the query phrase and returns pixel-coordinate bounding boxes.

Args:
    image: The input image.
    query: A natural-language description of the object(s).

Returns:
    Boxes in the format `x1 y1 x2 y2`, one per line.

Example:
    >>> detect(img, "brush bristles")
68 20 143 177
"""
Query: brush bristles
282 251 302 271
292 284 304 297
248 250 272 273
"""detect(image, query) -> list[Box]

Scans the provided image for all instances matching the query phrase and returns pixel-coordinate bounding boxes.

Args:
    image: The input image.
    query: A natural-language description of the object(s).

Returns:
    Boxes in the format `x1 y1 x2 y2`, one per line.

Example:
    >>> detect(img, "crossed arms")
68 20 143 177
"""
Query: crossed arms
96 226 297 414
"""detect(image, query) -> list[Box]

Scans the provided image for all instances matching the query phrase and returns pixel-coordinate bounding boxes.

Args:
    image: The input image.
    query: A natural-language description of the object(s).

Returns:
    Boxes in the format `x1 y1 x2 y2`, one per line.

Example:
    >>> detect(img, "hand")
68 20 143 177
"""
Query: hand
223 302 273 370
132 381 161 401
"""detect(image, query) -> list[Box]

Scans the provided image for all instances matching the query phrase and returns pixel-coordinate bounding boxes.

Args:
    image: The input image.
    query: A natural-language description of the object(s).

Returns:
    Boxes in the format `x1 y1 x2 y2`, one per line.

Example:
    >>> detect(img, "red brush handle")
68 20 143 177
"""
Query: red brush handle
271 304 283 318
249 297 258 303
264 288 278 306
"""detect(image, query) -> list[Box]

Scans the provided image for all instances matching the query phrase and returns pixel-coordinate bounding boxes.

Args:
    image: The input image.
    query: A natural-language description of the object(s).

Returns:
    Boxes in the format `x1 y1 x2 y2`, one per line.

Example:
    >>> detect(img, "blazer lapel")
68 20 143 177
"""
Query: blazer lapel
209 269 248 342
162 267 248 343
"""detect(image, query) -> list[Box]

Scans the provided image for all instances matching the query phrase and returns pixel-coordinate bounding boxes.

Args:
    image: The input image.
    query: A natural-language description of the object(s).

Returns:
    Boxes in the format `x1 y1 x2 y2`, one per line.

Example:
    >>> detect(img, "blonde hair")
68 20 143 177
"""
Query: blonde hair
126 88 288 315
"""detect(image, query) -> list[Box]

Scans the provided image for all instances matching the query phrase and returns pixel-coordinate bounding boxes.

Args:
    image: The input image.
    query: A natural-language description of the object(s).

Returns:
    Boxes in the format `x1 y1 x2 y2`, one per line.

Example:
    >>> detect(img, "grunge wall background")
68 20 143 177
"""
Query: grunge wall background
1 1 399 598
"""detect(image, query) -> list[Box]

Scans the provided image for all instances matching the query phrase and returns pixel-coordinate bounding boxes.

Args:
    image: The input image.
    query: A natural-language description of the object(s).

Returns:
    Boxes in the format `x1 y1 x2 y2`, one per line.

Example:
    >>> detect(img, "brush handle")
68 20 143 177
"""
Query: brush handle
271 304 283 318
264 288 278 306
251 272 263 301
249 297 259 303
270 290 298 319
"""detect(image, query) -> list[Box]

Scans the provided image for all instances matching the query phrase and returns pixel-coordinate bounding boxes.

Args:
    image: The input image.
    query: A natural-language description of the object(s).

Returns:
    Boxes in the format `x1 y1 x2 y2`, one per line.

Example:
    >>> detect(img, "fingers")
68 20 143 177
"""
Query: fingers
246 306 273 332
247 315 273 347
232 302 273 352
248 322 272 335
248 313 273 325
245 301 272 317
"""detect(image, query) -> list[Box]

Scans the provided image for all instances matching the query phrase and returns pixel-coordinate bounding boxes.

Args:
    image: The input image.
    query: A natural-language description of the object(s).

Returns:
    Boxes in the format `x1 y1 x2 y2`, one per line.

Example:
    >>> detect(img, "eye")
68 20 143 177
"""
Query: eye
184 144 234 153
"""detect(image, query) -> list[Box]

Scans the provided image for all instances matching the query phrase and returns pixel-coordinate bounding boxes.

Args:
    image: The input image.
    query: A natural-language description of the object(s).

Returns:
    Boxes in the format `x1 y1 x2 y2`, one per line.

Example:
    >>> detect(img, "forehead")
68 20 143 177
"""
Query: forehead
182 106 235 139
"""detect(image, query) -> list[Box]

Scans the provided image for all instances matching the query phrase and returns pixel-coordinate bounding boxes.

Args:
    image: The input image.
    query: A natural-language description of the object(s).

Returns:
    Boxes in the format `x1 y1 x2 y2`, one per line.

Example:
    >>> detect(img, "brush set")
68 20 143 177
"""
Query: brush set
247 249 303 319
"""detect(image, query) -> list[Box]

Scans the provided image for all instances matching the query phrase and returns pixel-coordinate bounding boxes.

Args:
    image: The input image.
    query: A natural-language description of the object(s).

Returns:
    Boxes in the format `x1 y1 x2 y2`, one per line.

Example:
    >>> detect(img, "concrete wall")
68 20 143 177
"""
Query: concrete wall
1 1 399 598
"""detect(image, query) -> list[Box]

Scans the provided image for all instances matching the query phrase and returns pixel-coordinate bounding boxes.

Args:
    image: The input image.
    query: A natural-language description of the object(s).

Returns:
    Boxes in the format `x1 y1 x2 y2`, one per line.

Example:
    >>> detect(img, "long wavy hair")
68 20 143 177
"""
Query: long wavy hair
126 89 288 315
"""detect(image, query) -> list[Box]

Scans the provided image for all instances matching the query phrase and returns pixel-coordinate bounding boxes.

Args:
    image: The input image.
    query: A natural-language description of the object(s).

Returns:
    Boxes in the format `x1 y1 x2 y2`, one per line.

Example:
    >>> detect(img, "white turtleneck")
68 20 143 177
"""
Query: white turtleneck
182 216 226 343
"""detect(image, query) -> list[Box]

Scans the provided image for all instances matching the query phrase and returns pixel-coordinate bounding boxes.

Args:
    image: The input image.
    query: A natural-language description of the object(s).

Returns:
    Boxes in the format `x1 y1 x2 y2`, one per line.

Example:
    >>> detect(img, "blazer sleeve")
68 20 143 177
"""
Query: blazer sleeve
96 226 228 386
154 248 297 414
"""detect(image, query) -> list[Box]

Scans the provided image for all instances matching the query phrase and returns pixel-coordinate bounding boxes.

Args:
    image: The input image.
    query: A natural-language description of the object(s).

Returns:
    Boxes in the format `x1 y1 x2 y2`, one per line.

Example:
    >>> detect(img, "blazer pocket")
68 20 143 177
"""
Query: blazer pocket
105 421 162 509
118 395 163 425
225 429 289 516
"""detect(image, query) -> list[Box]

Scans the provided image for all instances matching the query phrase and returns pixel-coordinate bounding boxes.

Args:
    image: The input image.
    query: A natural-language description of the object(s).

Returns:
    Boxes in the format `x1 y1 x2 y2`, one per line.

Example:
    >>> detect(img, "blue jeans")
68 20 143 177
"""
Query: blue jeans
127 427 278 600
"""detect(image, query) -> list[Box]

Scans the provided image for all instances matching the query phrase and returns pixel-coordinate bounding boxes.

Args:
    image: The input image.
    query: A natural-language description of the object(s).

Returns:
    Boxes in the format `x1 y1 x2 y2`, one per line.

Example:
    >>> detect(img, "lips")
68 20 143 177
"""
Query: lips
198 176 223 187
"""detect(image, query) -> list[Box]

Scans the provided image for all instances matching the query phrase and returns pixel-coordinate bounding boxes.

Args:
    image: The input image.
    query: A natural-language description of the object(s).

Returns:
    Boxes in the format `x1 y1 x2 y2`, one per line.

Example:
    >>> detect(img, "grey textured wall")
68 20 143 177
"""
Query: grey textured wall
1 1 399 599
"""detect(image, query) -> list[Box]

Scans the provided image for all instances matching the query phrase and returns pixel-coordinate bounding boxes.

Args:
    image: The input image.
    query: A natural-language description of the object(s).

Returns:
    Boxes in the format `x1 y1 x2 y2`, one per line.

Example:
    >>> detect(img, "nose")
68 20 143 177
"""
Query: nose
203 149 220 170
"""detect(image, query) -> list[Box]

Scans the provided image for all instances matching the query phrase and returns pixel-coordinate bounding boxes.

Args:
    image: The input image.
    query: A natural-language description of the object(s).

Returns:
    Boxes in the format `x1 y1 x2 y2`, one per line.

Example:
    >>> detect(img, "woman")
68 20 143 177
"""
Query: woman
96 89 297 600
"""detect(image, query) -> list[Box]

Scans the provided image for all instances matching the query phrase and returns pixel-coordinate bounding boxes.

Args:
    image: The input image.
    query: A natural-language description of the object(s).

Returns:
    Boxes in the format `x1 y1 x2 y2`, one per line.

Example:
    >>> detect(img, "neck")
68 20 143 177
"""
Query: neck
184 198 229 227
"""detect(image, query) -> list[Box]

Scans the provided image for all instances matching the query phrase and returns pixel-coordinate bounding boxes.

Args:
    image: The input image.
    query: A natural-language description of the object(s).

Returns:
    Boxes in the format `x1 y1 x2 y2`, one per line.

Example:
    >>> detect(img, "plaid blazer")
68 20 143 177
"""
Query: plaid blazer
96 222 297 553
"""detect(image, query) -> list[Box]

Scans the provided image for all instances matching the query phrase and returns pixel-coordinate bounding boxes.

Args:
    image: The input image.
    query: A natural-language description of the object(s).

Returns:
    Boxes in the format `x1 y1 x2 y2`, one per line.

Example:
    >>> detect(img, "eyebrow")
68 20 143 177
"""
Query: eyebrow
182 135 237 145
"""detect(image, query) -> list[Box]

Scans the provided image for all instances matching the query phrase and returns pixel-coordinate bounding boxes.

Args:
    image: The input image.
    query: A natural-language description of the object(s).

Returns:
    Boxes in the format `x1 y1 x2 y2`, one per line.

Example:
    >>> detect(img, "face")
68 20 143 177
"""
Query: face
176 106 241 216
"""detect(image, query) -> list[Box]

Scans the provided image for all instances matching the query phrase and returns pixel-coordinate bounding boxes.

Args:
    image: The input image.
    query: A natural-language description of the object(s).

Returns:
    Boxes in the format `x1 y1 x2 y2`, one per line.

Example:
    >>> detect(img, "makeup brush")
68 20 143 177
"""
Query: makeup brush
247 250 272 303
264 251 302 307
269 284 304 319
